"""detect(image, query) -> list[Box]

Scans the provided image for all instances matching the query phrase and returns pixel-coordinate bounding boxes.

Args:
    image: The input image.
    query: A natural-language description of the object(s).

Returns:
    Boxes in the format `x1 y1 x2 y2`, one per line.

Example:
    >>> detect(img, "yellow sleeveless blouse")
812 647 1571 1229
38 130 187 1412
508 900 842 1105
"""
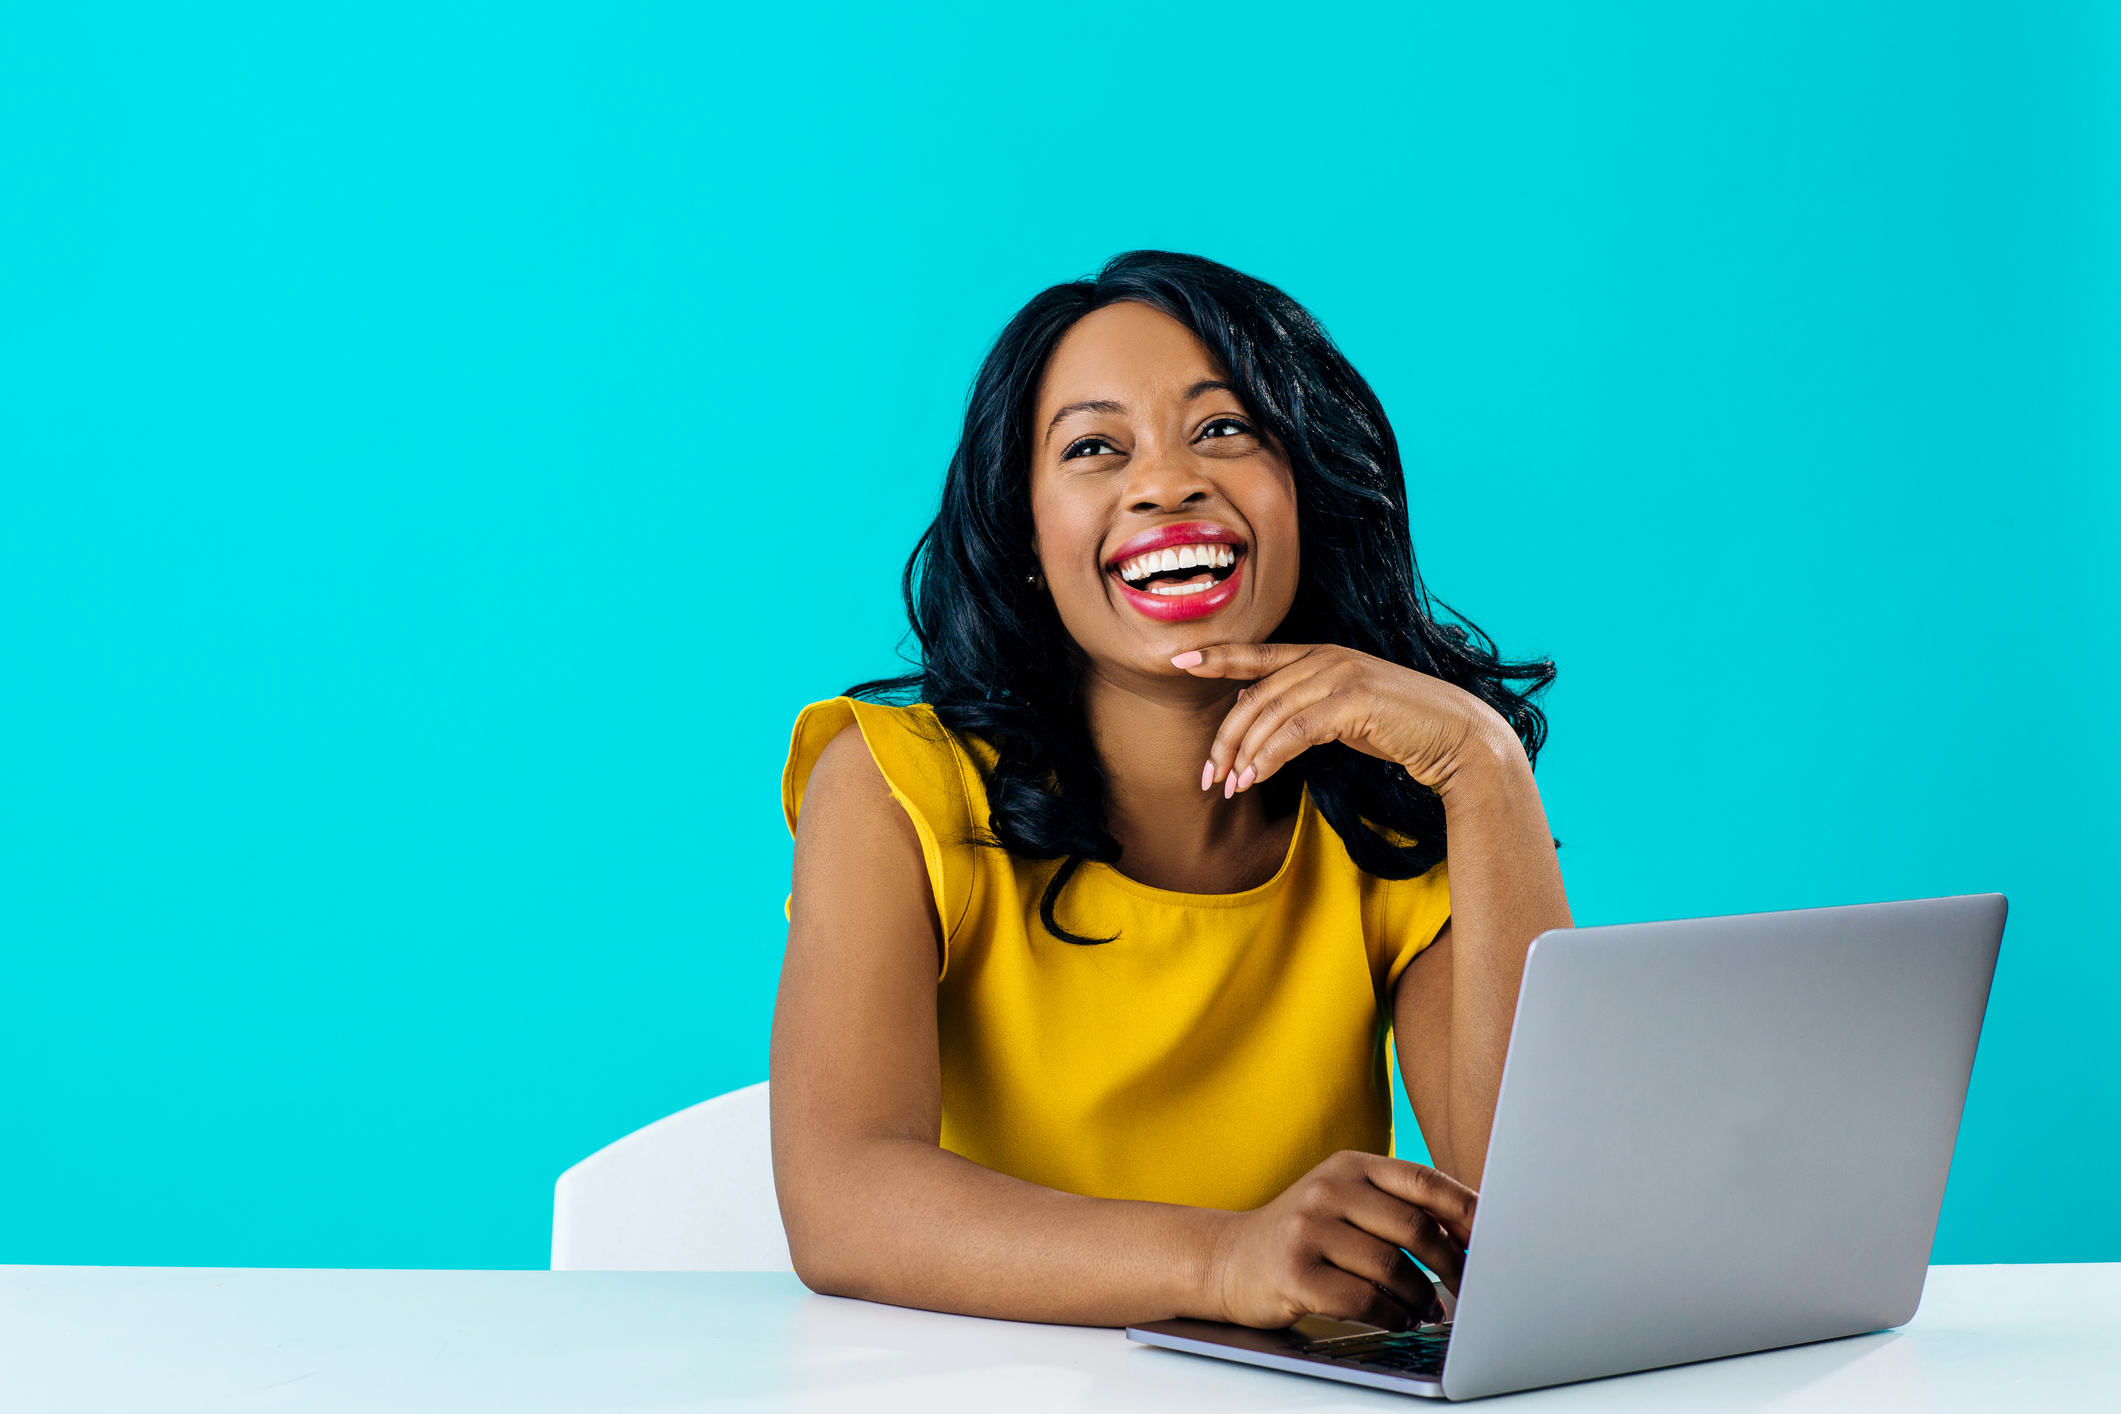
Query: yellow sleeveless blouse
783 697 1451 1213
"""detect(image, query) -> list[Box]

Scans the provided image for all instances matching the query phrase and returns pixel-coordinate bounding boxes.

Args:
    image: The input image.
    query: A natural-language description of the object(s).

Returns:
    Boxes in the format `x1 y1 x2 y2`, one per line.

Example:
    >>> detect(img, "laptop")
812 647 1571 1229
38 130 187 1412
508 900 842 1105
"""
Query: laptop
1128 894 2005 1400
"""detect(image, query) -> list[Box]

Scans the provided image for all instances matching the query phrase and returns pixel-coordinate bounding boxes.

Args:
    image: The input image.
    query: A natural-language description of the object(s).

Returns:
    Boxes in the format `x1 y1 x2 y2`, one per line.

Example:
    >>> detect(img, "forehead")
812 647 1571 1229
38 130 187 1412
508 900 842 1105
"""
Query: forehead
1036 302 1227 413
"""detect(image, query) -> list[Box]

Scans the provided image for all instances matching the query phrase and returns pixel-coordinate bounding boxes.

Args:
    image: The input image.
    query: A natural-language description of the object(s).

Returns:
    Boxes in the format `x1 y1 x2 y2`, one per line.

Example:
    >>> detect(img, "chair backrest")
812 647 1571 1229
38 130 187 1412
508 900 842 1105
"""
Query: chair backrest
550 1081 791 1271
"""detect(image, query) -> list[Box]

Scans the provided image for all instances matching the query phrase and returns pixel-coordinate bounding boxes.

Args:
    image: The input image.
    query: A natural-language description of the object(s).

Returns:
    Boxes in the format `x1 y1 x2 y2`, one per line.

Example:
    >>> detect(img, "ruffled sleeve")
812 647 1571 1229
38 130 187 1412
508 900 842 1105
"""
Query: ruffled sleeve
782 697 986 974
1381 860 1452 993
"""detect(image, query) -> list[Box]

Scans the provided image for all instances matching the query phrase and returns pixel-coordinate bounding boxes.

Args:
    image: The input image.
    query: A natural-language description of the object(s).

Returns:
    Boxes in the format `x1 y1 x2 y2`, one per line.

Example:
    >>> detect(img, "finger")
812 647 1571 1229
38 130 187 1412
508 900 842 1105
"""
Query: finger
1317 1223 1447 1322
1203 662 1343 791
1170 642 1319 682
1335 1176 1467 1289
1299 1262 1422 1332
1337 1185 1467 1292
1404 1212 1467 1294
1365 1158 1479 1244
1228 688 1353 792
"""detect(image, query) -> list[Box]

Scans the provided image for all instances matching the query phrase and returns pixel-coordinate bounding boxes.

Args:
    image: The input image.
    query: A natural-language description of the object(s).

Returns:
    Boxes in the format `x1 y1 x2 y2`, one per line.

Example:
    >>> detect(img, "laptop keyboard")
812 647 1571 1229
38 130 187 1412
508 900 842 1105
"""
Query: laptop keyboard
1300 1323 1452 1378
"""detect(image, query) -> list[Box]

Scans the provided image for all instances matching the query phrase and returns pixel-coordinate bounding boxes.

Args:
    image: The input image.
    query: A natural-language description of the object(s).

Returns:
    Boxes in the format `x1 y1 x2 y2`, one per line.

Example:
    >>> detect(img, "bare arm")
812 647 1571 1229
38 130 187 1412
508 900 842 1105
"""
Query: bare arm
1393 726 1571 1186
770 725 1472 1327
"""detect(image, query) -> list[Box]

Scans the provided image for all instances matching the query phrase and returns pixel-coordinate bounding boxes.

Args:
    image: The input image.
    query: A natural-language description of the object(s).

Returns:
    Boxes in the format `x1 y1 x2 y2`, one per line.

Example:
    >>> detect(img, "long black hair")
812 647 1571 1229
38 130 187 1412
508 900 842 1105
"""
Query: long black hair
850 251 1553 944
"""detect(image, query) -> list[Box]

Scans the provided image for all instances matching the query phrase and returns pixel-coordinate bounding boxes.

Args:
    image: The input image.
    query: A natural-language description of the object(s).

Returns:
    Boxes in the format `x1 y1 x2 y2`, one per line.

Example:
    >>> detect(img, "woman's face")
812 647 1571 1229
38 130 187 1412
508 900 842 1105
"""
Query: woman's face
1029 302 1300 681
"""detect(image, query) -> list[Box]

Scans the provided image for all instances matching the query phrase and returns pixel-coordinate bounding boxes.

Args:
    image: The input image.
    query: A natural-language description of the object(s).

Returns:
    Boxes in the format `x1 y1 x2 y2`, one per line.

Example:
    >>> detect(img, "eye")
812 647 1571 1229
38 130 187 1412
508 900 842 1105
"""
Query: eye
1062 436 1122 461
1197 417 1254 441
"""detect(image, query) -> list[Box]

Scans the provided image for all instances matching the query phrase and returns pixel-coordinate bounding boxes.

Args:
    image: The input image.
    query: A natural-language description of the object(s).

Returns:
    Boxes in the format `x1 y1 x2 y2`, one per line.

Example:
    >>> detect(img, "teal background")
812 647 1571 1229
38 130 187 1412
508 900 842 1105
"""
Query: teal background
3 2 2114 1270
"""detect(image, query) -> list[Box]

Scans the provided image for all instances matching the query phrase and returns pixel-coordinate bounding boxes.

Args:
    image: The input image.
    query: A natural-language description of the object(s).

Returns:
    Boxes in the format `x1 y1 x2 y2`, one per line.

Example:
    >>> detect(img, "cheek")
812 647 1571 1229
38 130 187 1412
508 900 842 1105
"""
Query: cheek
1028 494 1122 646
1246 473 1303 589
1030 484 1105 581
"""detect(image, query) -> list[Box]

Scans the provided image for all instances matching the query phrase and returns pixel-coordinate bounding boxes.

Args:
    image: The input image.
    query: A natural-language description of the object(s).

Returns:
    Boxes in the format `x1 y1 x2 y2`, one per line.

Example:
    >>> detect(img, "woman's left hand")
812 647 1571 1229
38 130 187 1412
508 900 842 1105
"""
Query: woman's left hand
1171 644 1513 797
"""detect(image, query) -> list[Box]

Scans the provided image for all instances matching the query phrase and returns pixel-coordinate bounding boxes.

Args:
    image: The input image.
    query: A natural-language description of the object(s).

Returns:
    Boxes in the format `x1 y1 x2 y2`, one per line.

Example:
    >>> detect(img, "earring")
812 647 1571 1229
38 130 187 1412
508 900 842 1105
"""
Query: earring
1025 573 1039 584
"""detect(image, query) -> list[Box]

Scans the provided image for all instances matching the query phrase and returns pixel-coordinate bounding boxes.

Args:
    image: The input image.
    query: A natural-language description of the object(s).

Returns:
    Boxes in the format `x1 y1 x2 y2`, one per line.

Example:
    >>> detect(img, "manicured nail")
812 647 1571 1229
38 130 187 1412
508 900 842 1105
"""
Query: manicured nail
1200 760 1215 792
1223 774 1236 800
1170 651 1203 669
1236 766 1256 792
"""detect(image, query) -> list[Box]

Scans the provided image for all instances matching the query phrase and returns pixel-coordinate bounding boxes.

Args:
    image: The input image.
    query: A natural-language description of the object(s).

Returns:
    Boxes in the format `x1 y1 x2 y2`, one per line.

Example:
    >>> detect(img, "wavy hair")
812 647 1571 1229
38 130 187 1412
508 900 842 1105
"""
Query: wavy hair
851 251 1553 944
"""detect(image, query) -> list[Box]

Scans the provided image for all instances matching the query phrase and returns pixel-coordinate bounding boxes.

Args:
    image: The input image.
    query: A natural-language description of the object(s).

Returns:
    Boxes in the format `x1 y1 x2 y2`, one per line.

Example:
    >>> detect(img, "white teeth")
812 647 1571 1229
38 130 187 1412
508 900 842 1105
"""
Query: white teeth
1149 580 1214 596
1114 542 1240 584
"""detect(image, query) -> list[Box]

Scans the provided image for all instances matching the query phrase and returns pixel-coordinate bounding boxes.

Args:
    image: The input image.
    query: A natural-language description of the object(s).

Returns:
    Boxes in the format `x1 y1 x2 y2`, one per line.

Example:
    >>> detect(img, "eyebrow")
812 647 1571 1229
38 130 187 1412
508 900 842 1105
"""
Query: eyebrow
1043 382 1240 437
1046 399 1125 434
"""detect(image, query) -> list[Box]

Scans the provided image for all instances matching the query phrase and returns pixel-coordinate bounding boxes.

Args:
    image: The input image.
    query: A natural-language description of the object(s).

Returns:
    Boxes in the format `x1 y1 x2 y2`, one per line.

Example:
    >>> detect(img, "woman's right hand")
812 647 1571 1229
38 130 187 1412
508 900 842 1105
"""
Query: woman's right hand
1208 1150 1476 1330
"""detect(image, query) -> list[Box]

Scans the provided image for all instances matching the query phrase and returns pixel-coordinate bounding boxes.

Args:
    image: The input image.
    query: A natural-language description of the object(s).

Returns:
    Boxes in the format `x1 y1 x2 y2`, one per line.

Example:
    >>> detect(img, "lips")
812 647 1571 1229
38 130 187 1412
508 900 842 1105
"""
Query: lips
1116 559 1246 621
1104 520 1247 623
1106 520 1247 566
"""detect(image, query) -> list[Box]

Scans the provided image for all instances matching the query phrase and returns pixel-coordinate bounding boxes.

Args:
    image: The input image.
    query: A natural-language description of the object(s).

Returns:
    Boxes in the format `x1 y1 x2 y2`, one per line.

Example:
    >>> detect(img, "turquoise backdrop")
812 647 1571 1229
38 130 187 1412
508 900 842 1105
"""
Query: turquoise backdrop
4 2 2115 1270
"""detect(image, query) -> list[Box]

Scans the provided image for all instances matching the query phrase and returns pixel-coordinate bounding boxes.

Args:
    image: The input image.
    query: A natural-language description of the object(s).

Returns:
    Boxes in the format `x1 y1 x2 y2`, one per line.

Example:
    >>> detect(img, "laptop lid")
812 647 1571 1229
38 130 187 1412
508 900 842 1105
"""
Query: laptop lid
1442 894 2004 1399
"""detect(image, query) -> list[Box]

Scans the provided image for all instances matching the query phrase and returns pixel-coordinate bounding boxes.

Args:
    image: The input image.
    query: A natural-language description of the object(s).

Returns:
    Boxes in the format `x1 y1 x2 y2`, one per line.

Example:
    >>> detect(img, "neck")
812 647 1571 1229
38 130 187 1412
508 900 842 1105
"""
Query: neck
1077 664 1294 894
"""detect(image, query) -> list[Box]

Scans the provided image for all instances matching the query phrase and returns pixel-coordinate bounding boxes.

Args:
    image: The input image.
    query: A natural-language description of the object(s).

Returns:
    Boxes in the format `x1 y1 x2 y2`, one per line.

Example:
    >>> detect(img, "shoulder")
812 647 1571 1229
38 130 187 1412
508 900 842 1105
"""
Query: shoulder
802 714 894 814
783 697 985 835
783 696 990 952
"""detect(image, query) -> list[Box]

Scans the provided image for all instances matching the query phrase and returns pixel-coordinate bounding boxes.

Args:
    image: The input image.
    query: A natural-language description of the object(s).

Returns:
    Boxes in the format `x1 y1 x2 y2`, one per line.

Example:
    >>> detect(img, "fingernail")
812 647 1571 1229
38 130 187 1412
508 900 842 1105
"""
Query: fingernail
1170 651 1203 669
1200 760 1215 792
1236 766 1256 791
1223 774 1236 800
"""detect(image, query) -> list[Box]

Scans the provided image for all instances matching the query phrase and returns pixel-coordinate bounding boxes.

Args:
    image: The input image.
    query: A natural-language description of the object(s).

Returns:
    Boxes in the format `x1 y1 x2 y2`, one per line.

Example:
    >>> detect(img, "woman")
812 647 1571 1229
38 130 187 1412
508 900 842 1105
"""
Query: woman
771 251 1570 1332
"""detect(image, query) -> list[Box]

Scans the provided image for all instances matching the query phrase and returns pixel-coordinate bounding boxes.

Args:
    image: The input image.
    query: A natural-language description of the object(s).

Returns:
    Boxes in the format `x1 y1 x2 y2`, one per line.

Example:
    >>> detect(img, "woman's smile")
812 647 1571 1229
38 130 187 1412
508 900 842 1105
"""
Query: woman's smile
1106 520 1248 622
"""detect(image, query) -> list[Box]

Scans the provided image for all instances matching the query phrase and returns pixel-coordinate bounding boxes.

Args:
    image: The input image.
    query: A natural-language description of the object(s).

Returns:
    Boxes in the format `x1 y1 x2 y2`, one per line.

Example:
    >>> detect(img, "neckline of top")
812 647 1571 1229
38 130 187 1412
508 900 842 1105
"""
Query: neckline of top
1082 785 1313 909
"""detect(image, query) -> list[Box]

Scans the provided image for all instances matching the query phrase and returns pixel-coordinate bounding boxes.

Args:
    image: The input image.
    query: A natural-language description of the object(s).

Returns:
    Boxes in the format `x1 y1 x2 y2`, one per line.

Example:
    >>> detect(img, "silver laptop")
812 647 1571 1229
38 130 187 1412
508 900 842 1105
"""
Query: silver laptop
1129 894 2005 1400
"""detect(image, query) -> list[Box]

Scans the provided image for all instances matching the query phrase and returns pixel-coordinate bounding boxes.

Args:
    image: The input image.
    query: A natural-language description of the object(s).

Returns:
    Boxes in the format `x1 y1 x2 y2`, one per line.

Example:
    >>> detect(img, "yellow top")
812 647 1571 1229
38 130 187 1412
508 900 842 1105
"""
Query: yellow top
782 697 1452 1213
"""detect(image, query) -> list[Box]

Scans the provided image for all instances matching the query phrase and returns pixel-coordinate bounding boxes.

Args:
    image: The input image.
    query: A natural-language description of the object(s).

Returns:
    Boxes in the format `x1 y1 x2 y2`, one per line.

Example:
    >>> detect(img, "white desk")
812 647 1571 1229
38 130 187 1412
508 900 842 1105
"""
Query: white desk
2 1263 2114 1411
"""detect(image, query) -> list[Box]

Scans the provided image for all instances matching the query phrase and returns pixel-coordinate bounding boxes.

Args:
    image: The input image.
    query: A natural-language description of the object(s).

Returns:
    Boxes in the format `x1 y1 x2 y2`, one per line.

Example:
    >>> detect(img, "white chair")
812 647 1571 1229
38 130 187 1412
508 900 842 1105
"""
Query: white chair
551 1081 792 1271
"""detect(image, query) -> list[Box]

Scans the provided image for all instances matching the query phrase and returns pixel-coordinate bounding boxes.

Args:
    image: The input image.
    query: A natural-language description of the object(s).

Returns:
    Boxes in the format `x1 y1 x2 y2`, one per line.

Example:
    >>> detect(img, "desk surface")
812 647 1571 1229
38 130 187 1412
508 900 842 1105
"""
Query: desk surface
3 1262 2115 1412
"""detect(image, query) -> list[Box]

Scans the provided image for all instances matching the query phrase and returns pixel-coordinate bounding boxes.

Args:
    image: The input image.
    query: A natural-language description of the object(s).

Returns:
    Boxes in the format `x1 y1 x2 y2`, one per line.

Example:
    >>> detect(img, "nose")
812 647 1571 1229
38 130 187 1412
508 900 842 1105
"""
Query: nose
1120 443 1214 515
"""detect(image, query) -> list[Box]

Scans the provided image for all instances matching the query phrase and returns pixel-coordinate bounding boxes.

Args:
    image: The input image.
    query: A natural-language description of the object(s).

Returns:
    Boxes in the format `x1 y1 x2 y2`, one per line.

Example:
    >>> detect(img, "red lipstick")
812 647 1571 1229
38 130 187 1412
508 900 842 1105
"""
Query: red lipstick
1105 521 1246 569
1106 520 1248 623
1116 560 1245 621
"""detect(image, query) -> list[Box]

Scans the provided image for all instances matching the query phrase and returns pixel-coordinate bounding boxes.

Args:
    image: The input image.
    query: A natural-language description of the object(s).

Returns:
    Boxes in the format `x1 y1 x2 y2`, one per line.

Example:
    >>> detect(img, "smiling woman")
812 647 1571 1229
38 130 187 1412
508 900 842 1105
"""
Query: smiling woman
770 252 1573 1332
